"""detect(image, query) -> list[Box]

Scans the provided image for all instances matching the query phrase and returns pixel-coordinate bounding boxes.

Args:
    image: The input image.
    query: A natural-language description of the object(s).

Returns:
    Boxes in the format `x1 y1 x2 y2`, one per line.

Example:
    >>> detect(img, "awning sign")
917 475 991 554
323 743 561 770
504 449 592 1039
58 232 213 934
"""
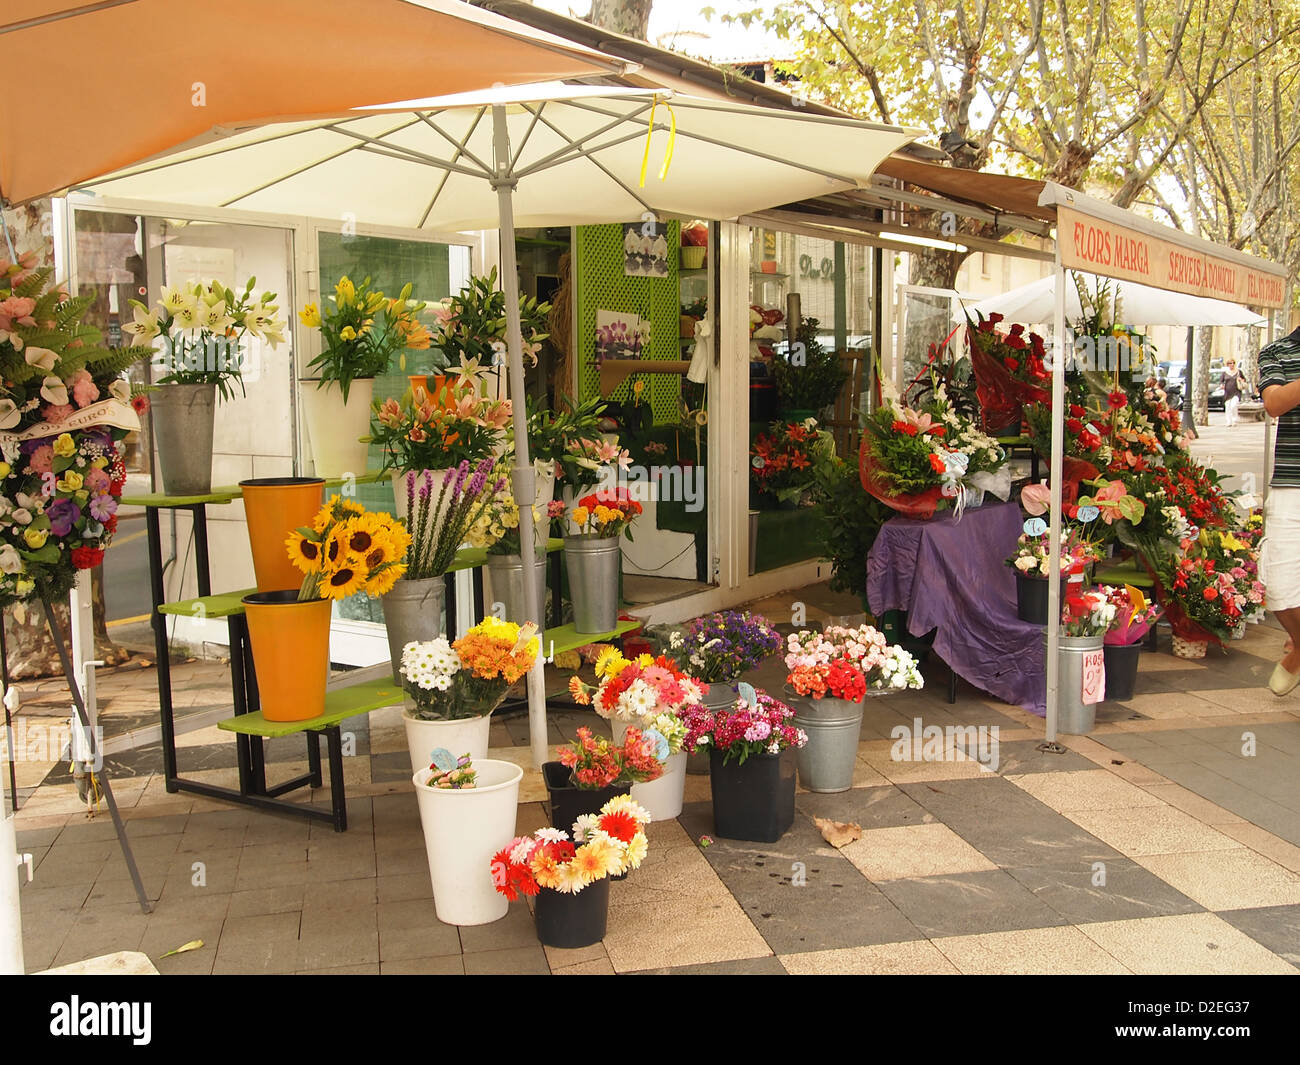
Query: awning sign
1058 205 1287 309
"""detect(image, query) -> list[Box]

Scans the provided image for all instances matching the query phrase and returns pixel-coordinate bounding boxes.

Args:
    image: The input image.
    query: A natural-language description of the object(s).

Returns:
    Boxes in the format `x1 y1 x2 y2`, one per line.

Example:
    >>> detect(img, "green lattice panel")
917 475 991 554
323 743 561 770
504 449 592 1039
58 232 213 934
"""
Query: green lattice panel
574 220 682 426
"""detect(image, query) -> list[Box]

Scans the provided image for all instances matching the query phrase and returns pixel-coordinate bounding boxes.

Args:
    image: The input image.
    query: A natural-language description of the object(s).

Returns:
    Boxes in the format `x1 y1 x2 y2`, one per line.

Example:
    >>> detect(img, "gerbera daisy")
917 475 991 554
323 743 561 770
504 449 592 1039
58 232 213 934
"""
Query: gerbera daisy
596 809 639 845
535 827 569 845
553 860 589 894
623 832 648 870
529 849 562 890
573 839 620 882
571 813 598 843
600 794 651 825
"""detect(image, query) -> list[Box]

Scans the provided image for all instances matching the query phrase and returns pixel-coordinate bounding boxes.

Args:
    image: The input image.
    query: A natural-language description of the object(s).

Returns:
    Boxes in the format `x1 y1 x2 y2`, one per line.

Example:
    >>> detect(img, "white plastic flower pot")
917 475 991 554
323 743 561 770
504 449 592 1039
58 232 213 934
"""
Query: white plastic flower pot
299 378 373 478
413 759 522 926
403 710 492 775
630 751 686 821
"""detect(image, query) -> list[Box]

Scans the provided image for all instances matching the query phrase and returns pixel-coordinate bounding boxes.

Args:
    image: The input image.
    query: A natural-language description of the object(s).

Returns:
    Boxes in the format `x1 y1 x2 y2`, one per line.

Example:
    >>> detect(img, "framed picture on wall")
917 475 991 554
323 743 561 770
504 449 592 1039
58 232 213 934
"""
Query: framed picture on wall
622 222 669 278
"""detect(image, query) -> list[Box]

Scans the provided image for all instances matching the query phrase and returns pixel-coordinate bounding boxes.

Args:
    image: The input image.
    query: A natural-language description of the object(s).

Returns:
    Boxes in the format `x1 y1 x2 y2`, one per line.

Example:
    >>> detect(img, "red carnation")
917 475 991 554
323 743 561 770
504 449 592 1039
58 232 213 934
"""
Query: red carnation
892 420 918 437
928 453 946 474
71 547 105 570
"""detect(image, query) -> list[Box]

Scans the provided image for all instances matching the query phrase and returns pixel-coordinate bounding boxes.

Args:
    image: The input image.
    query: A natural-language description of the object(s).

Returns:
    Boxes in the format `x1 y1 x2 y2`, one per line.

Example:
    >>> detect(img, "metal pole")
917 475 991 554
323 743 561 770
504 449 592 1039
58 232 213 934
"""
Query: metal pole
0 768 23 974
491 104 548 769
1044 261 1067 746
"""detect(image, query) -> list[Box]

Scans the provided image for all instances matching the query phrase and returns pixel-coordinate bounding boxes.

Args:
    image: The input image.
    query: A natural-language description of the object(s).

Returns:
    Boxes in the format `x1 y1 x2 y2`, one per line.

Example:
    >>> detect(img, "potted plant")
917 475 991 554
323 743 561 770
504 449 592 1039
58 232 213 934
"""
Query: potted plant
413 752 525 926
668 609 783 774
1051 586 1120 734
398 616 539 773
568 650 702 820
1006 530 1099 625
770 317 849 420
679 683 806 843
429 266 550 372
0 253 153 607
492 795 651 948
381 459 504 677
519 395 608 510
749 421 822 509
366 371 511 526
563 487 641 634
542 726 662 832
126 277 286 496
470 467 561 625
244 496 409 722
298 275 430 477
1101 585 1162 702
784 624 924 792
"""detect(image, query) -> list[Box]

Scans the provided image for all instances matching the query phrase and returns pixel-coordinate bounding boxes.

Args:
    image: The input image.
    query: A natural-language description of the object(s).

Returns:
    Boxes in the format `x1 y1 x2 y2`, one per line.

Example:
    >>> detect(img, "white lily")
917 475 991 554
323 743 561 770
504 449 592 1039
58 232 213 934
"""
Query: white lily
171 302 201 331
40 376 69 406
159 286 195 314
0 399 20 430
23 346 58 371
453 355 487 391
123 303 160 341
196 300 232 333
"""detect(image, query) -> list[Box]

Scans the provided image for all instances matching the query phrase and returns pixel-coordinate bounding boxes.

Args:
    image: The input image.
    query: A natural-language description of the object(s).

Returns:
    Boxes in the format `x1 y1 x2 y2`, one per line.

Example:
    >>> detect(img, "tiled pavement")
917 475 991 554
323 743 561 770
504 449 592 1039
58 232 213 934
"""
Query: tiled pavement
9 588 1300 975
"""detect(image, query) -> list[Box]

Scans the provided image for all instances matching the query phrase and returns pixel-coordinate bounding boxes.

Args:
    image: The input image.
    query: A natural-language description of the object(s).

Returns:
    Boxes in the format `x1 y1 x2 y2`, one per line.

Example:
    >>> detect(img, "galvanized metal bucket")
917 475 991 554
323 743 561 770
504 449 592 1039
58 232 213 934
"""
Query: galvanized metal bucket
792 693 866 793
1047 632 1105 734
152 381 215 495
485 551 547 625
564 535 620 634
381 576 445 681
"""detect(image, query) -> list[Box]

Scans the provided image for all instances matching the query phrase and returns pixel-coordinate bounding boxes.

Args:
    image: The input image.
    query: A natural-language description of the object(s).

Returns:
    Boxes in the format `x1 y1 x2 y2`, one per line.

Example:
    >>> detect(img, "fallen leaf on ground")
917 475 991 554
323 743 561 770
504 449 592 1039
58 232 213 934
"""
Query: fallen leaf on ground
160 939 204 958
814 817 862 848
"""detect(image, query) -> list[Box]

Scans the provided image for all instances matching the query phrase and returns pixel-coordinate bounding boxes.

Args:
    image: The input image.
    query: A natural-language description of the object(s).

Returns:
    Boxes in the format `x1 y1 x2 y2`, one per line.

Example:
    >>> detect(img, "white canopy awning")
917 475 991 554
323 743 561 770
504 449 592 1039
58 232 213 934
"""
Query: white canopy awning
71 85 921 231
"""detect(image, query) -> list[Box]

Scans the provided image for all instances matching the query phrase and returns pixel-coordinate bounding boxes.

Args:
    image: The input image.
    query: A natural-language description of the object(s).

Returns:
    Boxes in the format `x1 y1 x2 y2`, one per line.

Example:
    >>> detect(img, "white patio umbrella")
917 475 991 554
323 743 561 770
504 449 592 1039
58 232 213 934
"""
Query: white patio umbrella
73 83 920 766
958 272 1268 327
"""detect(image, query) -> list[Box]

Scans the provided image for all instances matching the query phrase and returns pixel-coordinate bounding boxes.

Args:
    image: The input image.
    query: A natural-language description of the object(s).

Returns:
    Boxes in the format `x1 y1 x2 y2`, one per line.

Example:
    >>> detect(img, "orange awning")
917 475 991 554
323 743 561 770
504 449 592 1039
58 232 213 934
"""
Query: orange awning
0 0 629 205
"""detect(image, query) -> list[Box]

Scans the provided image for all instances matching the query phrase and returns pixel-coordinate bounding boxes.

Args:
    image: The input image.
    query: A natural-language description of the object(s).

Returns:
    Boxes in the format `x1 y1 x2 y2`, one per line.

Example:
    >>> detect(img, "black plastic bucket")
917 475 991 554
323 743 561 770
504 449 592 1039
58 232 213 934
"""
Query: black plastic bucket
709 747 796 843
542 762 630 832
1016 574 1066 625
534 877 610 948
1102 642 1141 702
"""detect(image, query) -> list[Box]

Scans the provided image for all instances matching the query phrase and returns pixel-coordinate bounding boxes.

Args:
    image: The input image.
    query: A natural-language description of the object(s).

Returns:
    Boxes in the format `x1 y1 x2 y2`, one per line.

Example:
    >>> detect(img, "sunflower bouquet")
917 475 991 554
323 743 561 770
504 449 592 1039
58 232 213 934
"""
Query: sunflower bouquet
286 495 410 601
491 795 651 898
399 617 540 721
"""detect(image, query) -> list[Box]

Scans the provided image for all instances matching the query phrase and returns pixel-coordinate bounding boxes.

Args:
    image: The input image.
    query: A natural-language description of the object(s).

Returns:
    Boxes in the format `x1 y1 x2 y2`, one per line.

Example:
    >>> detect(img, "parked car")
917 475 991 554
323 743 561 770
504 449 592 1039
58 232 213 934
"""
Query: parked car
1161 365 1186 408
1209 368 1225 411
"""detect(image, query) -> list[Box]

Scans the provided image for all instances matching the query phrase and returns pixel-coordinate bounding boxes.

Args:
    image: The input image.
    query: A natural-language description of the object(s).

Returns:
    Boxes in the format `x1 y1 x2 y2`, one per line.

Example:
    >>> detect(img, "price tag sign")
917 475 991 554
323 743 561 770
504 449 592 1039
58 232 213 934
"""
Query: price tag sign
1076 505 1100 522
1023 517 1047 537
1081 650 1106 705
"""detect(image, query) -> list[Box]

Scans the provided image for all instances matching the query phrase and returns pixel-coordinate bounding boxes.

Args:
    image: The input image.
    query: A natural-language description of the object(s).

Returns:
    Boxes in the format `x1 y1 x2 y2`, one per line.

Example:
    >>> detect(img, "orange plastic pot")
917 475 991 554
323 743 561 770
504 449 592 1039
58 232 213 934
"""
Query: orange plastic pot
407 374 429 396
242 591 331 721
240 477 324 593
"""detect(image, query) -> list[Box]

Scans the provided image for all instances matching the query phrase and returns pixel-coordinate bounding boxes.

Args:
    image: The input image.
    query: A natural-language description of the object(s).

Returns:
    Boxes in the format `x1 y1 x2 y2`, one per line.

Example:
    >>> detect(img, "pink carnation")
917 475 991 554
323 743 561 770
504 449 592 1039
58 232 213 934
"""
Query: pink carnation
85 468 111 493
42 403 74 423
27 444 53 474
70 369 99 408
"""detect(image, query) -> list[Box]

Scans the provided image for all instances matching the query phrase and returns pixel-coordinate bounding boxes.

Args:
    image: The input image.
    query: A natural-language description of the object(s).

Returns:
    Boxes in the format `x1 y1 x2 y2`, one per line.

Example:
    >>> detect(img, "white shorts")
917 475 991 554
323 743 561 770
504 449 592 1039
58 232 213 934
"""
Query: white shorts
1261 488 1300 611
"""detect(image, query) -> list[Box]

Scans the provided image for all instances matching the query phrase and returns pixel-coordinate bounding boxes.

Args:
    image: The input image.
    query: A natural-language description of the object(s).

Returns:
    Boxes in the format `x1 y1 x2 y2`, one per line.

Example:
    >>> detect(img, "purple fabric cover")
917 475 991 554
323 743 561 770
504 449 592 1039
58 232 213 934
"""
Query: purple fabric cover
867 501 1046 716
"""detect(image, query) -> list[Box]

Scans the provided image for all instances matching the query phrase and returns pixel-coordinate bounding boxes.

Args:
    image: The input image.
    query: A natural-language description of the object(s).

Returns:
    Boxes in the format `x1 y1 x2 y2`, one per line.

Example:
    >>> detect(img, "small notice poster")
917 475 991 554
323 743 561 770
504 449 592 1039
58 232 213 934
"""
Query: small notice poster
1081 649 1106 705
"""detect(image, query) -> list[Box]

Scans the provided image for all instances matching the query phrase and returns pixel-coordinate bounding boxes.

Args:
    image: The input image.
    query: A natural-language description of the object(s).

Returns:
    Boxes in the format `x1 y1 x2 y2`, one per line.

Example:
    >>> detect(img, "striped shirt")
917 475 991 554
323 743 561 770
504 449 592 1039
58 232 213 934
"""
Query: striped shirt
1259 327 1300 488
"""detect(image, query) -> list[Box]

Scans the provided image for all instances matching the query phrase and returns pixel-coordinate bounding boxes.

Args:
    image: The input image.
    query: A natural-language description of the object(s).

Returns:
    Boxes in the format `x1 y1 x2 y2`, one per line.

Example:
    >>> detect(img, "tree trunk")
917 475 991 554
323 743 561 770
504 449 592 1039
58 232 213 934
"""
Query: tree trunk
2 202 128 680
1193 325 1213 426
587 0 653 38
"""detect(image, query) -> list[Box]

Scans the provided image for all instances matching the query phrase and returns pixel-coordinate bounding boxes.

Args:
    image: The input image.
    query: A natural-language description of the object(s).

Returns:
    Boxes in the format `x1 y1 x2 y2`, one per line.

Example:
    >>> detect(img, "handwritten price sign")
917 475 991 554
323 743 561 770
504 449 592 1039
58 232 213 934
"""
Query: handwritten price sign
1081 649 1106 705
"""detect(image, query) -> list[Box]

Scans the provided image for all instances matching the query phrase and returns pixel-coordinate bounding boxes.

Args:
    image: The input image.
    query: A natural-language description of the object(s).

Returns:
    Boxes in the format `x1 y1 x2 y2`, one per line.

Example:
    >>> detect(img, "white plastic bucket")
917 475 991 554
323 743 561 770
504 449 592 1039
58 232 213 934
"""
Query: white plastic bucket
413 759 523 926
403 710 492 775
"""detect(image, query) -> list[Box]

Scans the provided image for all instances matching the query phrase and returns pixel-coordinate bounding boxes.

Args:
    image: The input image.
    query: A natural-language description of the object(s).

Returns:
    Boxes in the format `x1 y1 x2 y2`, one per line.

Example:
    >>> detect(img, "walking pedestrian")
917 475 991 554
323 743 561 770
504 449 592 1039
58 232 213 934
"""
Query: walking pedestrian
1258 325 1300 694
1223 357 1247 427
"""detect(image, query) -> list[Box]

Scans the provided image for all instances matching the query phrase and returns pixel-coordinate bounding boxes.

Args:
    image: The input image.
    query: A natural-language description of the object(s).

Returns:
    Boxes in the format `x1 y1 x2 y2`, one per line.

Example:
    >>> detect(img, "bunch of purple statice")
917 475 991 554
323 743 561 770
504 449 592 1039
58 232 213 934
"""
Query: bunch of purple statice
669 609 783 684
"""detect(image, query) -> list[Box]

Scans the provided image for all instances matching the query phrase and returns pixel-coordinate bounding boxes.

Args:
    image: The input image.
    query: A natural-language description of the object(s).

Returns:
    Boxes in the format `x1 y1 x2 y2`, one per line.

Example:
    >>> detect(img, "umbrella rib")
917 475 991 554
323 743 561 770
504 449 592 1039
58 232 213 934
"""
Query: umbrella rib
514 127 651 179
324 124 492 179
651 125 867 185
526 110 655 216
509 102 546 172
510 101 656 180
415 112 495 177
418 108 488 230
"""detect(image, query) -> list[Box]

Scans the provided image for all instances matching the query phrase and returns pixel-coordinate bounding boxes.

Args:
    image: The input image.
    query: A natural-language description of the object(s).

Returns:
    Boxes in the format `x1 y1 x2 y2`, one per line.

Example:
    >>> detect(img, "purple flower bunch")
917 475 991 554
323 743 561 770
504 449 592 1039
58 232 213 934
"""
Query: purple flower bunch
404 457 500 580
670 609 783 684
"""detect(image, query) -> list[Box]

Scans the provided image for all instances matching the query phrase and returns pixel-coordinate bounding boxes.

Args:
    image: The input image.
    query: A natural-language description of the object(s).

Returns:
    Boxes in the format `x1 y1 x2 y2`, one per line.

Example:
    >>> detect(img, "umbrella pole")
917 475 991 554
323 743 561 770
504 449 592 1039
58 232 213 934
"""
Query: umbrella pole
491 105 548 770
1044 259 1067 747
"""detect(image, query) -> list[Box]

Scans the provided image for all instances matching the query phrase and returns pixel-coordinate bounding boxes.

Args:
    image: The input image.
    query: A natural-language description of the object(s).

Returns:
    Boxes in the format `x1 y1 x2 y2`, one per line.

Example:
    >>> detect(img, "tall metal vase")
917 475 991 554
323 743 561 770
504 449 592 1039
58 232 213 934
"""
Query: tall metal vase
381 576 446 681
485 551 547 625
152 382 215 496
791 694 866 793
563 535 620 634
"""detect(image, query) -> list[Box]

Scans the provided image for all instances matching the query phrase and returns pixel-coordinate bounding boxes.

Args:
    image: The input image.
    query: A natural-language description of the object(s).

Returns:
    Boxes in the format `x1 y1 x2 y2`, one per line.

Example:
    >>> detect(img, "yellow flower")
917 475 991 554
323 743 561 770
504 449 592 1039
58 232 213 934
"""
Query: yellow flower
594 646 626 678
335 276 356 307
363 562 405 598
298 303 322 328
90 457 109 469
571 505 589 527
58 471 83 493
553 860 590 894
321 562 366 599
52 433 76 458
340 325 357 342
0 462 9 479
286 531 323 574
23 527 48 549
